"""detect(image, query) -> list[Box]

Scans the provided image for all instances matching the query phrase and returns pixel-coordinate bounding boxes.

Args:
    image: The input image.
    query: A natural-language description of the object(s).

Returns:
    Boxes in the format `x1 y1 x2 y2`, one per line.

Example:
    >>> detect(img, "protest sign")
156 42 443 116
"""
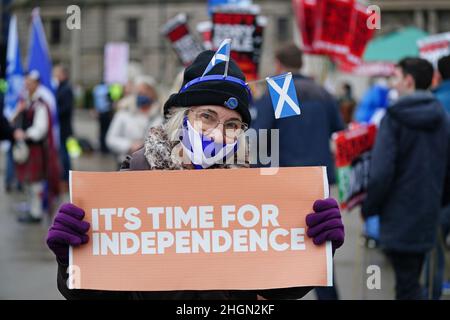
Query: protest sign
103 42 129 85
343 2 376 67
339 61 395 77
313 0 354 57
68 167 332 291
212 5 265 81
333 123 377 210
161 13 204 66
418 32 450 67
292 0 319 54
197 21 213 50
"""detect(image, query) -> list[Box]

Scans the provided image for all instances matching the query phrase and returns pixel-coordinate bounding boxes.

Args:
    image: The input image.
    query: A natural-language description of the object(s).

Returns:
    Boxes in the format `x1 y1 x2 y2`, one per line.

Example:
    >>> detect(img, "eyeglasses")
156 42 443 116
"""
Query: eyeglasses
188 109 248 139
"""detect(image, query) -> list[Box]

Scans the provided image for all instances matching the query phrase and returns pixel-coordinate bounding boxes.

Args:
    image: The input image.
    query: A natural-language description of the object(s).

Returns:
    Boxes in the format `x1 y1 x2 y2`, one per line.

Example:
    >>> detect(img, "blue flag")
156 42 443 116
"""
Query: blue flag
4 15 24 120
266 72 301 119
28 8 53 90
27 8 59 146
202 38 231 77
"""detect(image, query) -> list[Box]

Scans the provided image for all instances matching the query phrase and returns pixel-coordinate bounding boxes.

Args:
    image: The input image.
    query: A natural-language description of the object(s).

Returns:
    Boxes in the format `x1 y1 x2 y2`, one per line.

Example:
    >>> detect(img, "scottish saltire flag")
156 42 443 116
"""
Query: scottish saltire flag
27 8 60 147
201 38 231 77
4 15 24 120
266 72 301 119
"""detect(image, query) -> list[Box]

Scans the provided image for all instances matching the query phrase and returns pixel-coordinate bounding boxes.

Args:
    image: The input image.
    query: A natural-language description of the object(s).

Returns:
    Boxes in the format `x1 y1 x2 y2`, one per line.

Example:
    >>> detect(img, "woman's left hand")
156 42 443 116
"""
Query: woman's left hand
306 198 345 253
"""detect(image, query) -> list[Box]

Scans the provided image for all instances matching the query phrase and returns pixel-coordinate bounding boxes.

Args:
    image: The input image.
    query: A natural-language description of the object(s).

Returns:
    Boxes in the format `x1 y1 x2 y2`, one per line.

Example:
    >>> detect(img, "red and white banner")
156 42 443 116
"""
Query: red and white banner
343 2 376 67
418 32 450 67
292 0 319 54
313 0 354 57
196 21 213 50
212 5 266 81
333 123 377 210
161 14 204 66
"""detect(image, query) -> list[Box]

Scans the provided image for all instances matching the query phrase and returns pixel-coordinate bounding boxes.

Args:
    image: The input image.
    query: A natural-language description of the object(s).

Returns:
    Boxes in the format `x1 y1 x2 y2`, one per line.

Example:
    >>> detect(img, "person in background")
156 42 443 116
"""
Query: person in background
12 70 60 224
434 55 450 113
354 77 390 124
106 76 163 165
424 54 450 299
362 57 450 300
251 42 345 300
115 79 137 111
53 64 74 191
92 82 113 154
337 82 356 125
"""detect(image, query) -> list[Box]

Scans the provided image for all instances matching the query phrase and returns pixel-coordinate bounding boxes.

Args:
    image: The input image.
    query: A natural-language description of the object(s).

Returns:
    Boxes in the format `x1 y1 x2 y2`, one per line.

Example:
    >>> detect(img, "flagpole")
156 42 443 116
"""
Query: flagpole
246 72 292 86
223 39 231 78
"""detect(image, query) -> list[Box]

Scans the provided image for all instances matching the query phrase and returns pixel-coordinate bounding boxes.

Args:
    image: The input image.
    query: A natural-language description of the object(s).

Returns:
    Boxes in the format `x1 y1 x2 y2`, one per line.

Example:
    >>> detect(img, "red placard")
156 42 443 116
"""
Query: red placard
212 5 265 81
313 0 354 57
344 2 376 67
293 0 319 54
333 123 377 210
161 14 204 66
418 32 450 67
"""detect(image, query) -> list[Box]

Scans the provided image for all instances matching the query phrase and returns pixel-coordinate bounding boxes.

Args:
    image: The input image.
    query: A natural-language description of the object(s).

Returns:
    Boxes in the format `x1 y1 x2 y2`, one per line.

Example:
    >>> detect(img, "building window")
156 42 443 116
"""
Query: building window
49 18 62 45
277 16 289 42
126 18 139 43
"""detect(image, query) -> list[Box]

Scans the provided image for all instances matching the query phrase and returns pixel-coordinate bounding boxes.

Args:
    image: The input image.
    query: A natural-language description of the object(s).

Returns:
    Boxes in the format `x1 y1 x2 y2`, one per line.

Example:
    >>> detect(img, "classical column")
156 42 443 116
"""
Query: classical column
427 9 438 34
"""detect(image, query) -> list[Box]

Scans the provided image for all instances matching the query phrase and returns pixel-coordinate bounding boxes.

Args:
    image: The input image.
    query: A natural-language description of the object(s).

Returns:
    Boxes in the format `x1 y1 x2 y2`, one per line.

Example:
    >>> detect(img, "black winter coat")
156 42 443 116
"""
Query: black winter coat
362 91 450 253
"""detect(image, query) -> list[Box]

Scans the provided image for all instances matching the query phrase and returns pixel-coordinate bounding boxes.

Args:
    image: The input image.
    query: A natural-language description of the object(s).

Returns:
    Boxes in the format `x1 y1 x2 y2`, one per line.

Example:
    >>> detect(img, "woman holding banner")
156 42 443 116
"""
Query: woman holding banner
46 50 345 300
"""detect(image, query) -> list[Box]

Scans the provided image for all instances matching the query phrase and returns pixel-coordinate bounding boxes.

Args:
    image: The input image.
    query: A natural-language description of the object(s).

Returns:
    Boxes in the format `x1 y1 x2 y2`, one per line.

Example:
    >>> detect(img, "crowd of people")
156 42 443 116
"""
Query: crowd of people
1 42 450 300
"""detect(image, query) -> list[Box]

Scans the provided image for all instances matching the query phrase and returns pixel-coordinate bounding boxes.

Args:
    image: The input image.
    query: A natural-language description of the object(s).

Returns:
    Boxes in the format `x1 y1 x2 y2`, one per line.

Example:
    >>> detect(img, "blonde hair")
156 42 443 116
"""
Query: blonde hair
164 107 249 166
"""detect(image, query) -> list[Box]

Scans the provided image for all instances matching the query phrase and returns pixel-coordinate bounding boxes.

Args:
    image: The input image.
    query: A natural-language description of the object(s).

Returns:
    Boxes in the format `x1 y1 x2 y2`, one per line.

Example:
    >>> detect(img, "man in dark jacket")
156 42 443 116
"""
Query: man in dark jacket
251 43 344 300
251 42 344 185
54 64 74 185
362 57 450 300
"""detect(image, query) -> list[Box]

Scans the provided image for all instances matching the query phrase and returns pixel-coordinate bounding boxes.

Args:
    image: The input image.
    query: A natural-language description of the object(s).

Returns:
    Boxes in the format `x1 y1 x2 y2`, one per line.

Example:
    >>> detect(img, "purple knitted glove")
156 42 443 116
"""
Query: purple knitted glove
306 198 345 253
46 203 90 265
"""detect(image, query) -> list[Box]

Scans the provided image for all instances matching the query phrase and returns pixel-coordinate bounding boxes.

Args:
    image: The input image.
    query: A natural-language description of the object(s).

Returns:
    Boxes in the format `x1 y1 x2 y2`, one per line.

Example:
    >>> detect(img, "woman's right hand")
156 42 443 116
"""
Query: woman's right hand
46 203 90 265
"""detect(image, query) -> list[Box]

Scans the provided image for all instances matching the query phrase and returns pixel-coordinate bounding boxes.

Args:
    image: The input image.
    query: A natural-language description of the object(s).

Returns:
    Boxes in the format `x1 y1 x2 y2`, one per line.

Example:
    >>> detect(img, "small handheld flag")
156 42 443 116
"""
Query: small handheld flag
201 38 231 77
266 72 301 119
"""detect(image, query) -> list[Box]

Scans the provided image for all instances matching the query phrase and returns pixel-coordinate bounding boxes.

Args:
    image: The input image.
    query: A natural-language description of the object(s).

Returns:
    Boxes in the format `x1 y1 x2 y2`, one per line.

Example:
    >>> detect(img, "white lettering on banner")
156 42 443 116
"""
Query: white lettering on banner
92 228 306 255
214 25 255 52
89 205 307 255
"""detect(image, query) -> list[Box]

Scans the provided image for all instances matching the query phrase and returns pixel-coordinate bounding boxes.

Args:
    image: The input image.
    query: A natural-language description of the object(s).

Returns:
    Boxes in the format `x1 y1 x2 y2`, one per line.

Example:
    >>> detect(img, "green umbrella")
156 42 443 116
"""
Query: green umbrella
363 27 429 63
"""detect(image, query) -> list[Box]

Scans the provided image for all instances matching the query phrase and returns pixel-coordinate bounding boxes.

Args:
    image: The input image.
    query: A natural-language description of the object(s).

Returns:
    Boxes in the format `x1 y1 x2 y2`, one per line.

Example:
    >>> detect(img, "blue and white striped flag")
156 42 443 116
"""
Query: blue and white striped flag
201 38 231 77
266 72 301 119
4 15 24 120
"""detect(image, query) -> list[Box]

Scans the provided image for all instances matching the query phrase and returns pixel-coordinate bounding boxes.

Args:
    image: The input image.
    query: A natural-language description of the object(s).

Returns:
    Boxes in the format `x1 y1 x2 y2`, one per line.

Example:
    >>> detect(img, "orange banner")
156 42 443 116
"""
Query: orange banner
68 167 332 291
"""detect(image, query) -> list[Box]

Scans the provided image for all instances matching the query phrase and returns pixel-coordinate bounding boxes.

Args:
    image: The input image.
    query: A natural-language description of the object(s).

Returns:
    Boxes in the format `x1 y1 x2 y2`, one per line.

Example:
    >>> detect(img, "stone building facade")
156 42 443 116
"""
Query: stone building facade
10 0 450 89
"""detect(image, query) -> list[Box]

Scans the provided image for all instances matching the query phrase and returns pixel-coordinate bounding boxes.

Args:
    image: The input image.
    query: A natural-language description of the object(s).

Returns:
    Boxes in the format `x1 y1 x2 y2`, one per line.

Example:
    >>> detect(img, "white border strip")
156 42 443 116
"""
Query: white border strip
326 241 333 286
68 170 74 289
322 166 329 198
322 167 333 286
